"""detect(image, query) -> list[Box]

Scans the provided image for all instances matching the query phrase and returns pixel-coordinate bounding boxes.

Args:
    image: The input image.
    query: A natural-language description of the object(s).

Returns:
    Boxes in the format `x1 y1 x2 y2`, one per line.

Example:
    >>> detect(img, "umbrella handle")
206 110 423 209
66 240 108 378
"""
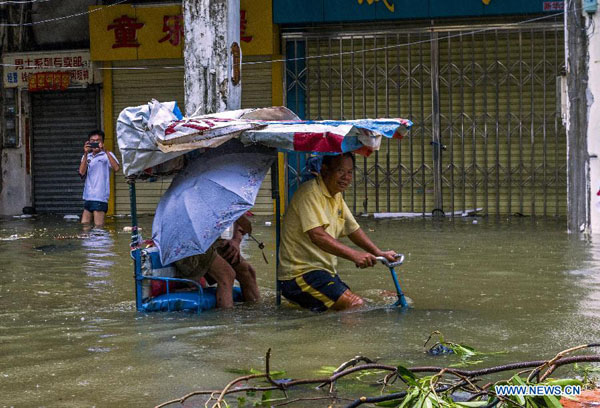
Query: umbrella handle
375 253 404 268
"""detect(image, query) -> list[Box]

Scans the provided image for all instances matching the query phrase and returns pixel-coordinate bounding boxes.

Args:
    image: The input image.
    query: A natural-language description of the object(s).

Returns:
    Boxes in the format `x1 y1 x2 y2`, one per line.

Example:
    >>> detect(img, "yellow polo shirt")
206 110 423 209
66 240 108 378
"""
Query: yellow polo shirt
278 175 360 280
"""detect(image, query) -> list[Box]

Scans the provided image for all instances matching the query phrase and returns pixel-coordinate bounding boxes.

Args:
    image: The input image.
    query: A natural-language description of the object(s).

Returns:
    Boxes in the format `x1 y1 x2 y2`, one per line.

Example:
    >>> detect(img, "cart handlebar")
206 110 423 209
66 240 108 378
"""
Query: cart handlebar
375 253 405 268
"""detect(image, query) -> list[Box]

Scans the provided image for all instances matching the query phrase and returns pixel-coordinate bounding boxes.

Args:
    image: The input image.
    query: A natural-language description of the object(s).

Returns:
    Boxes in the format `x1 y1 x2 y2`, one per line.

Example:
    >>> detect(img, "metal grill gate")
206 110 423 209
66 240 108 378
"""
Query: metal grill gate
283 22 566 217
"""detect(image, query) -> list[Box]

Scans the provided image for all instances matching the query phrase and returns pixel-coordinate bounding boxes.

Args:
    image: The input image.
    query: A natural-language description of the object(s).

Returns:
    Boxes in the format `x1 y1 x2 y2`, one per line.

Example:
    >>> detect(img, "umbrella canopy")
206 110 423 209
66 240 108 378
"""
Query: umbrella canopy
152 140 275 265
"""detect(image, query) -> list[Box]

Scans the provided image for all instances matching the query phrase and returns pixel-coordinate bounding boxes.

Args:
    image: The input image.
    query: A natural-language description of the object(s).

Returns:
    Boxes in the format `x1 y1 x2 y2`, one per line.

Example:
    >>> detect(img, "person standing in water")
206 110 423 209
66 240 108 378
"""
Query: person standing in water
78 130 120 227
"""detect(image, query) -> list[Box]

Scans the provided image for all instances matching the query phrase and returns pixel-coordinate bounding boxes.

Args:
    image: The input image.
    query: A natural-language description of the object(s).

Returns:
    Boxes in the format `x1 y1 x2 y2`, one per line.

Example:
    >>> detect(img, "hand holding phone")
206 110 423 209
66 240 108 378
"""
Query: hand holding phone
89 142 100 149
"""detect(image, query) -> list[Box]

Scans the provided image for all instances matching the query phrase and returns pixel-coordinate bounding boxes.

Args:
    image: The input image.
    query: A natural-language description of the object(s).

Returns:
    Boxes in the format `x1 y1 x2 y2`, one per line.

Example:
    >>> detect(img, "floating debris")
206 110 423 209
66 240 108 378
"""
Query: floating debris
123 226 142 232
53 234 90 240
34 243 78 253
0 233 33 241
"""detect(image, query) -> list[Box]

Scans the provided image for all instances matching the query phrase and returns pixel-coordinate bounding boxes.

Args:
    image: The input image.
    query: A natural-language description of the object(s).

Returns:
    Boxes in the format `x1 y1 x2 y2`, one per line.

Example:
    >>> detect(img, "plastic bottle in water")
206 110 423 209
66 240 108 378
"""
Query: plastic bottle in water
220 224 233 240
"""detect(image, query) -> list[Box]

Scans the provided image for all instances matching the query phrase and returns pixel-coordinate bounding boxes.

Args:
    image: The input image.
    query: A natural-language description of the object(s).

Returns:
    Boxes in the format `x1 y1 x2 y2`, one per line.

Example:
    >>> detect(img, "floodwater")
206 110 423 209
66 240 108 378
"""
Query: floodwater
0 214 599 407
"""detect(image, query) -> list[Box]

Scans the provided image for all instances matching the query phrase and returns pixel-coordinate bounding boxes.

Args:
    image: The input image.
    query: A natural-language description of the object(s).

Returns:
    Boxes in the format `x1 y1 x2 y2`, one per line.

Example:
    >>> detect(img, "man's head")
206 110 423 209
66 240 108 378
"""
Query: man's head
87 129 105 152
320 153 355 196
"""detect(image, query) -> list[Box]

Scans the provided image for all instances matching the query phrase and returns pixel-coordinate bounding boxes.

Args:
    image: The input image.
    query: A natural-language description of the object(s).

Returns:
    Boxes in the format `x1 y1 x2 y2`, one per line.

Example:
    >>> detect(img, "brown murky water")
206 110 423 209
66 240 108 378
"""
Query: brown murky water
0 214 599 407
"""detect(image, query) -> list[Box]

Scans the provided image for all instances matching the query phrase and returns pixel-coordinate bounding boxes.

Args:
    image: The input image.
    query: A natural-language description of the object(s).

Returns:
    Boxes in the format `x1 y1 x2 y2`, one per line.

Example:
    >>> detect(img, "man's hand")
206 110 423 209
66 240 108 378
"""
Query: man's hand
236 215 252 235
221 239 241 265
377 250 398 263
351 251 378 268
84 141 91 154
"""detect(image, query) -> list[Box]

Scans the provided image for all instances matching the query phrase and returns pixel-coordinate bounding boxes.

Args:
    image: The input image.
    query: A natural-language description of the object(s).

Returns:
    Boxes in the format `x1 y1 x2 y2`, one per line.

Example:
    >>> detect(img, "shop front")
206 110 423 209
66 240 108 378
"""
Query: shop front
277 0 567 217
89 1 281 216
1 50 101 215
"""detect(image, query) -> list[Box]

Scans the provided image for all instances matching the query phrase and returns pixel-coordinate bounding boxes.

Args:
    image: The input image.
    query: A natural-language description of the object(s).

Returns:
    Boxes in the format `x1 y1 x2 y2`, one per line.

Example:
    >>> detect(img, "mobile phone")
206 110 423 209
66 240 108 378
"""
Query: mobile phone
89 142 100 149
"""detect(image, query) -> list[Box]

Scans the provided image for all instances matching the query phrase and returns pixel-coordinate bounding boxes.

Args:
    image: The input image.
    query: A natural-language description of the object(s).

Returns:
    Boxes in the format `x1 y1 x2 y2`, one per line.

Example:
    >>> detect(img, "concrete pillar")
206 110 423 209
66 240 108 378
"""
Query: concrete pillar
182 0 241 116
586 6 600 233
566 0 590 233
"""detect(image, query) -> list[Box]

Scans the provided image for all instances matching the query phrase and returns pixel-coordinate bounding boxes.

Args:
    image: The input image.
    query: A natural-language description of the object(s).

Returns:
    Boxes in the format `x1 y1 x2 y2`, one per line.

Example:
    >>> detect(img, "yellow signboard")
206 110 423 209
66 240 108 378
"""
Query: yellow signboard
89 1 275 61
240 0 276 56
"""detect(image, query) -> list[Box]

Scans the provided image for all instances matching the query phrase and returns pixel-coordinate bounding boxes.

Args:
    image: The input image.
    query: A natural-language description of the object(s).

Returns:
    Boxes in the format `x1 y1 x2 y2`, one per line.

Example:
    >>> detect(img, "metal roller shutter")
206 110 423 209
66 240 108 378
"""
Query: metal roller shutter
292 23 565 216
242 56 274 215
32 88 100 214
112 59 185 215
112 57 274 215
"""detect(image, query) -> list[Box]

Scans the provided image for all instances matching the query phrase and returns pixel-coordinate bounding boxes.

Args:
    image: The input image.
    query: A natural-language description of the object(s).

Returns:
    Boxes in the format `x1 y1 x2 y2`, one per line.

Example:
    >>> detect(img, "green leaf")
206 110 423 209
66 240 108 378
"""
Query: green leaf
454 402 489 407
545 378 583 387
260 390 272 401
454 344 476 355
315 366 338 375
543 395 563 408
398 389 419 408
396 365 418 386
449 360 484 368
514 394 526 405
510 375 527 386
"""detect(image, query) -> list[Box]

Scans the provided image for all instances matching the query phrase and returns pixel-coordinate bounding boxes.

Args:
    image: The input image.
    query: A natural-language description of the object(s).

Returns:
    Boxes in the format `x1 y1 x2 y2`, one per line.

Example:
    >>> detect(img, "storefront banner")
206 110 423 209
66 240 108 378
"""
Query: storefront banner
273 0 564 24
89 1 274 61
2 50 95 89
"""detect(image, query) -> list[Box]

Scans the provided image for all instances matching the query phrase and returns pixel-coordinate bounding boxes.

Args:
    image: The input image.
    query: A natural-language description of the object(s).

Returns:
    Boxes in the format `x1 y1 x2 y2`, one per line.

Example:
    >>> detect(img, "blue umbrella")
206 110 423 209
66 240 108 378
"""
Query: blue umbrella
152 140 275 266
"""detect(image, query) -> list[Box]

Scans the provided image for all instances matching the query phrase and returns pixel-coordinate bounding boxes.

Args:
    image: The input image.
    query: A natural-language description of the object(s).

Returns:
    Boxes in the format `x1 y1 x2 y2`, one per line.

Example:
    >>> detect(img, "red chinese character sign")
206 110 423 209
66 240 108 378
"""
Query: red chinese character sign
108 15 144 49
27 72 71 92
159 15 183 46
240 10 253 43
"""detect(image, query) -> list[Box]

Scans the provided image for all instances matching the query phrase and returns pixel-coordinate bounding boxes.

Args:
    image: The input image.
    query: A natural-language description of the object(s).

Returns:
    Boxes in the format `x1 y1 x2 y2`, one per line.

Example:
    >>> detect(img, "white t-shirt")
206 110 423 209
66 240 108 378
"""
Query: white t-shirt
82 151 119 203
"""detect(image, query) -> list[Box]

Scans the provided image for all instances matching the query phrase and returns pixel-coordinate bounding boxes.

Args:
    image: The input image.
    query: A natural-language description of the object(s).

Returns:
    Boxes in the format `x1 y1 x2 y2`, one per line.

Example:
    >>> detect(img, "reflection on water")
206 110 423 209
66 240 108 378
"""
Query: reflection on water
0 215 599 407
81 229 116 290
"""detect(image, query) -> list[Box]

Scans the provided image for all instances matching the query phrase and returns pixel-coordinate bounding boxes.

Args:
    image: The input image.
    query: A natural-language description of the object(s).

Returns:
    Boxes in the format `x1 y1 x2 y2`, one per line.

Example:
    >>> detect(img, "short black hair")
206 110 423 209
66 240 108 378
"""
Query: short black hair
322 152 356 169
88 129 105 141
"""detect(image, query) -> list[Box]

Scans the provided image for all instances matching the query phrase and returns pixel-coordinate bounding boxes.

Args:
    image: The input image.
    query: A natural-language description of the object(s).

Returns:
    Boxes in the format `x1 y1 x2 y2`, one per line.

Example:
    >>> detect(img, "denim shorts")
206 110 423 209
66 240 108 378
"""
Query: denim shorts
83 200 108 213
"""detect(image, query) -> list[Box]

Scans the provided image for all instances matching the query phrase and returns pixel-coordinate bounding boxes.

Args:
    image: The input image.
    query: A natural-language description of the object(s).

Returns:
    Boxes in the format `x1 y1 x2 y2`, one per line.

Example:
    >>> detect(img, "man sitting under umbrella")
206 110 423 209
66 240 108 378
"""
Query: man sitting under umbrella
174 215 259 308
278 153 397 312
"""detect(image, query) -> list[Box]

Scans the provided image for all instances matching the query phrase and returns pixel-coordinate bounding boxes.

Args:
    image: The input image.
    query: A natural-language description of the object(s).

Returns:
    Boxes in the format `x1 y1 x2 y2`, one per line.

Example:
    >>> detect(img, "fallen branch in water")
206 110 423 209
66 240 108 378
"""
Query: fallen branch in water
155 344 600 408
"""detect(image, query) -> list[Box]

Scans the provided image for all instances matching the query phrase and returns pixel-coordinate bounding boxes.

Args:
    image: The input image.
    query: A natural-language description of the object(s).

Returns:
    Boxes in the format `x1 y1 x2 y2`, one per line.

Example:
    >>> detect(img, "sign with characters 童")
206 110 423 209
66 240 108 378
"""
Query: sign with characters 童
89 1 275 61
2 50 96 89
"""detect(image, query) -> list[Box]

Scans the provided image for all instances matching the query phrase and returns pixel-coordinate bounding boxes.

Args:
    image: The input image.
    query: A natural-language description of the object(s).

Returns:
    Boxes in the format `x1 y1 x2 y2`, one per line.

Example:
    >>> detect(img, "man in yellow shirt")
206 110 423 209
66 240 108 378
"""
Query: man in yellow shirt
278 153 397 312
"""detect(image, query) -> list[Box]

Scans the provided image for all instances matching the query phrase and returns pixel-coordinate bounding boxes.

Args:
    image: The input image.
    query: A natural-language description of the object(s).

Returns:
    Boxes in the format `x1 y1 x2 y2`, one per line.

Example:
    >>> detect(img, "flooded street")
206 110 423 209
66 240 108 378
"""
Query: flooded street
1 215 599 407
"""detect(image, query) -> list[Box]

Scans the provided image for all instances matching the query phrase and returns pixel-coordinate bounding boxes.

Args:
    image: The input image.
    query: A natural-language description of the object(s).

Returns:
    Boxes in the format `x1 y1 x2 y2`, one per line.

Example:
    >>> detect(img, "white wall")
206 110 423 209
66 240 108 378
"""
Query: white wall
0 146 31 215
0 91 32 216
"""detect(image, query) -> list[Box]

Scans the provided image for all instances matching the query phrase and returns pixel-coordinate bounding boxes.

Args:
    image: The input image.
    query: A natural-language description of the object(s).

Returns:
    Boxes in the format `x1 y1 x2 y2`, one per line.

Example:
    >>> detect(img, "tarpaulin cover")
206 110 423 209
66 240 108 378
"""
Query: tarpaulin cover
117 100 412 177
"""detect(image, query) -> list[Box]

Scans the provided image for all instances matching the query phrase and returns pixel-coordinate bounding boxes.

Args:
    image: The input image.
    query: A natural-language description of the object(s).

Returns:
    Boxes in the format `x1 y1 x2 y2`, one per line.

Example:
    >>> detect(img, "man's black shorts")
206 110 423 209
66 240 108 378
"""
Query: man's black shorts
84 200 108 213
280 270 350 312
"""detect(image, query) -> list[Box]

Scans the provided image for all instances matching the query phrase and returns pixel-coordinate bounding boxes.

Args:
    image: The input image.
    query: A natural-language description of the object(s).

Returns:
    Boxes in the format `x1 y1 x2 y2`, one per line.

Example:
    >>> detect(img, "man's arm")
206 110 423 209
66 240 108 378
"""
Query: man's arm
105 150 120 172
348 228 397 262
99 141 120 172
307 226 377 268
78 153 88 177
79 141 90 177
